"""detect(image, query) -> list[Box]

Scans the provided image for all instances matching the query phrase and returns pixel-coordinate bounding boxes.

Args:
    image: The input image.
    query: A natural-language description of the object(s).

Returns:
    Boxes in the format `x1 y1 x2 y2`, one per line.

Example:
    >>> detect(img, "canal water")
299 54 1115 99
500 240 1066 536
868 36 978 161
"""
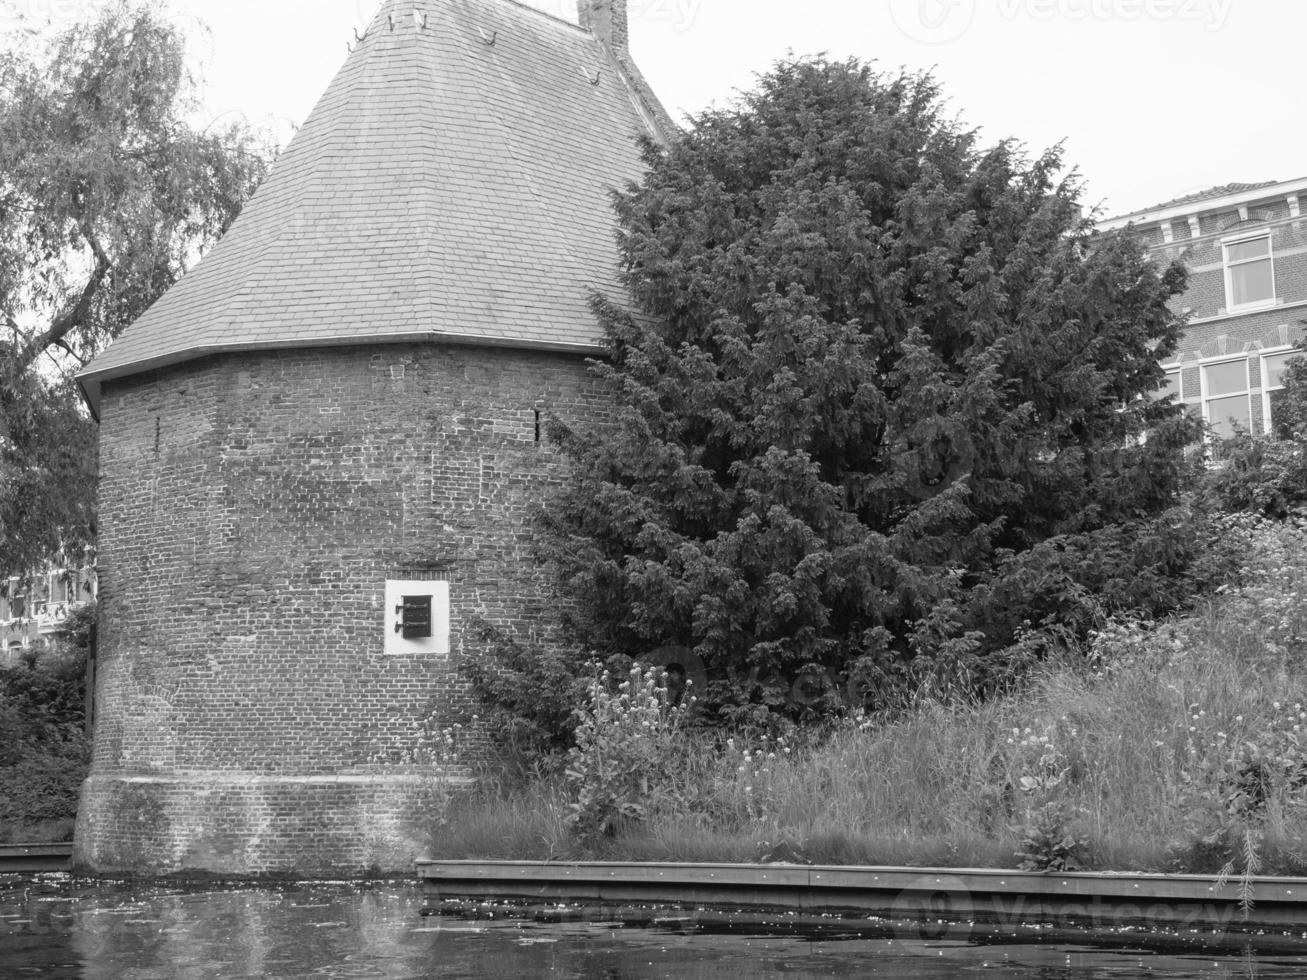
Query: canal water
6 875 1307 978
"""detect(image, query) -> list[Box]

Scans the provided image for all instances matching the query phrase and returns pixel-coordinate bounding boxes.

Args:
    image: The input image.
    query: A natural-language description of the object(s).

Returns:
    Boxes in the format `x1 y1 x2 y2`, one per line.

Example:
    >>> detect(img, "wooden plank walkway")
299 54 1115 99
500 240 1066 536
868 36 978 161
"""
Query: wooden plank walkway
0 843 72 874
417 860 1307 933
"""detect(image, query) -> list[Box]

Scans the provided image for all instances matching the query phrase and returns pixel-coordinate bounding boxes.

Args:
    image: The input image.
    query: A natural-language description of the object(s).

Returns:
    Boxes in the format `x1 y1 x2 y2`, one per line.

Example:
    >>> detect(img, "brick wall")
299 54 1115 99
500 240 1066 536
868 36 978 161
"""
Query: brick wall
75 343 606 875
1155 218 1307 321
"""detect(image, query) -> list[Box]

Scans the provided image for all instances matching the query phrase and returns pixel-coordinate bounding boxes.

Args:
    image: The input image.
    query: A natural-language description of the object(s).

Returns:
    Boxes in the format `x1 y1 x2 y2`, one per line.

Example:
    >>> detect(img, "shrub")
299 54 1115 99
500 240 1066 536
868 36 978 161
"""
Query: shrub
0 645 87 740
565 665 688 841
1269 347 1307 441
1198 432 1307 520
454 620 593 761
0 608 93 837
0 735 88 841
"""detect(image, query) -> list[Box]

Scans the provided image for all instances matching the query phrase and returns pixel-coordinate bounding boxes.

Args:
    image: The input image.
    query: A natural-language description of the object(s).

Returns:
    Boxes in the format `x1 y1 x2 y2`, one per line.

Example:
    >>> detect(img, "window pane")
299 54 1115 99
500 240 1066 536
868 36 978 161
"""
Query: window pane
1269 388 1296 439
1231 259 1275 306
1264 351 1300 390
1205 359 1247 397
1227 237 1270 263
1160 369 1181 399
1207 393 1251 438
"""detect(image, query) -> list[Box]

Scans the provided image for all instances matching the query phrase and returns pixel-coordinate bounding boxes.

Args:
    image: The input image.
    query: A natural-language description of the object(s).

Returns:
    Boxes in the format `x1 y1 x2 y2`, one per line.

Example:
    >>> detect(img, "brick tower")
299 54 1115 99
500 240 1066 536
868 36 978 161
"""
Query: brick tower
73 0 669 876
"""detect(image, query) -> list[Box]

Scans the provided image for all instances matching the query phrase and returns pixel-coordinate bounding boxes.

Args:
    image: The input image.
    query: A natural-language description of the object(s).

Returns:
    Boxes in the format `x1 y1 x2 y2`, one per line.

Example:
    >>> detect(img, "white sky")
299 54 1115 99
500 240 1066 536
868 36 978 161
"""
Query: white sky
3 0 1305 218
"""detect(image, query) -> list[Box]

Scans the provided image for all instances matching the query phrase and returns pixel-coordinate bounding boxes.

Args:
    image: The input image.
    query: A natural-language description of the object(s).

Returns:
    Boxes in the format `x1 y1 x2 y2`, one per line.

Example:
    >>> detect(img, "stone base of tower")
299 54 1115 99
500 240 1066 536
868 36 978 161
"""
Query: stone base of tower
72 771 471 877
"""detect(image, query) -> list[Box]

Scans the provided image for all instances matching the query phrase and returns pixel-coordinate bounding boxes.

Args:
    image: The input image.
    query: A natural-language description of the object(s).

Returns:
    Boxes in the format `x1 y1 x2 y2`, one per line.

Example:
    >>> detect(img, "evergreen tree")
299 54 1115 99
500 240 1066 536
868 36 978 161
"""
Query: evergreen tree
547 59 1200 722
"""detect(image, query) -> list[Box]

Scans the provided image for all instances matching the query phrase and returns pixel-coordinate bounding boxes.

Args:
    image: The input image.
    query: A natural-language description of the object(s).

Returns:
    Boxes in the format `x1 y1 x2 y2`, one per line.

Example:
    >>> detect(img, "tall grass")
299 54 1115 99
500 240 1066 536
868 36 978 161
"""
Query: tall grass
430 515 1307 873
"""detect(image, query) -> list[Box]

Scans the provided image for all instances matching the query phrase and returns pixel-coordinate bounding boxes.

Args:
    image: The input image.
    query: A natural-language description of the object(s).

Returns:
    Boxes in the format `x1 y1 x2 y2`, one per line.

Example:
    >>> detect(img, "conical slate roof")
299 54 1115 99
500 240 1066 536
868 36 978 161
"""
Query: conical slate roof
79 0 669 414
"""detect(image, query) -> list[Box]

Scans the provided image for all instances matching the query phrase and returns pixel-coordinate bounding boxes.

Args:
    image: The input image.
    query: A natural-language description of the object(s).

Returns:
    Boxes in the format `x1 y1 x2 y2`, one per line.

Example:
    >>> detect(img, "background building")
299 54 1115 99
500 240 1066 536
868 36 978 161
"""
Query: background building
1 561 97 668
1098 178 1307 439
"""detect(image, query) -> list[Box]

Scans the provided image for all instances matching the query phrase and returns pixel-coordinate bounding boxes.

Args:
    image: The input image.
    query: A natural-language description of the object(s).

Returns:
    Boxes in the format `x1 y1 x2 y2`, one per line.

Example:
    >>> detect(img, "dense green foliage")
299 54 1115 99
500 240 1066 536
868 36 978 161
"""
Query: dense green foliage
0 3 269 574
0 370 96 575
543 58 1200 724
1199 345 1307 519
565 666 688 841
435 516 1307 885
455 621 589 760
1269 348 1307 441
0 608 92 842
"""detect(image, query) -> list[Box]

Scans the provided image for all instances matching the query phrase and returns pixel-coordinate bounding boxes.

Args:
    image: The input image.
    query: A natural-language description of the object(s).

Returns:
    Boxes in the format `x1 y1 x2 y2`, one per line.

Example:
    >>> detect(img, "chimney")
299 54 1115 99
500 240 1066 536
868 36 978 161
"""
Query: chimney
578 0 628 53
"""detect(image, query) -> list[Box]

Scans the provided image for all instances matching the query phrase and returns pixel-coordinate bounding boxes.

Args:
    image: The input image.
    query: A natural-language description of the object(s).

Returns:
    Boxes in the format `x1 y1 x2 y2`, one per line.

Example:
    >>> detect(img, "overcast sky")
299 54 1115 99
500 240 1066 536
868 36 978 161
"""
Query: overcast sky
5 0 1304 218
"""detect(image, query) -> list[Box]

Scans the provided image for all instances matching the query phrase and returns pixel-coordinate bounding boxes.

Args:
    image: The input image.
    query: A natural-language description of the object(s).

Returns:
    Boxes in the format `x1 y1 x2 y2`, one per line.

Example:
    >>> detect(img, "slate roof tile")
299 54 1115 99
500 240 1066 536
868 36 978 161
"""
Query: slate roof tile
79 0 667 412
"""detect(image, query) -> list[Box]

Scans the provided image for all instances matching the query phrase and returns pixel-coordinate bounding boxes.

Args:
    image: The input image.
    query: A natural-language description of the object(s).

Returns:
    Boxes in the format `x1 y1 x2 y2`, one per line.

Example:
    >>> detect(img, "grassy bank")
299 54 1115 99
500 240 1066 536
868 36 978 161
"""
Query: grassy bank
428 515 1307 877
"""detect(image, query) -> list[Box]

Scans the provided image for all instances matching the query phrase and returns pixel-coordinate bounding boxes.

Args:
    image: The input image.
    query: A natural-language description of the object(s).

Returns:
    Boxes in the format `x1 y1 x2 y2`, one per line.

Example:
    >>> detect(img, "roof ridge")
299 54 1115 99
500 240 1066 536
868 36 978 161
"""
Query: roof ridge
363 0 590 43
1116 180 1280 219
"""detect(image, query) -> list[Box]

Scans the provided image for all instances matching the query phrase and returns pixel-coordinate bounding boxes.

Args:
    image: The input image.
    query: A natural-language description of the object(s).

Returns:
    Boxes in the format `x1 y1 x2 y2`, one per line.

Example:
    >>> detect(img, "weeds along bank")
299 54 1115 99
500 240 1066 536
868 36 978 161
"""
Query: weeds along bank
428 513 1307 881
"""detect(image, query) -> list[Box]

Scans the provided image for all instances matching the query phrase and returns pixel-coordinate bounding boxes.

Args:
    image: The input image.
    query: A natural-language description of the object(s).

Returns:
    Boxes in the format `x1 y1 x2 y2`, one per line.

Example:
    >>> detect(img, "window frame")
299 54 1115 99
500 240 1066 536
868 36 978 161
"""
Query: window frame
1158 362 1183 403
1222 232 1277 312
1261 346 1302 436
1199 354 1254 440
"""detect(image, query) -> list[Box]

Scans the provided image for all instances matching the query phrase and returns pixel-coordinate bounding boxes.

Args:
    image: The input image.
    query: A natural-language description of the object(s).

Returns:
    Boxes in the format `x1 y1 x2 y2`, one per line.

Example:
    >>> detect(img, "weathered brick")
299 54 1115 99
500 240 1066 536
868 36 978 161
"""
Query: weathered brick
76 343 606 876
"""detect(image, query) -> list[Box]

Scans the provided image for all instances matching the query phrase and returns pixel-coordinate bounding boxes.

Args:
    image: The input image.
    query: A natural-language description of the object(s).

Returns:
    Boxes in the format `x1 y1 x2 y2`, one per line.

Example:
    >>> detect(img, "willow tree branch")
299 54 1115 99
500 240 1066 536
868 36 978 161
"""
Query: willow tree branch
16 224 110 373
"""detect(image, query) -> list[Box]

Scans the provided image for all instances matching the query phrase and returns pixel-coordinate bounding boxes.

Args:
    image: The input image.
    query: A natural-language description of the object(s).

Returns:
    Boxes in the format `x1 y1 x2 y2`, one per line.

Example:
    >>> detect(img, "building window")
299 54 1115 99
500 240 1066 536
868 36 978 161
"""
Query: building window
1263 348 1304 438
1202 357 1252 440
1158 365 1182 401
1223 234 1276 310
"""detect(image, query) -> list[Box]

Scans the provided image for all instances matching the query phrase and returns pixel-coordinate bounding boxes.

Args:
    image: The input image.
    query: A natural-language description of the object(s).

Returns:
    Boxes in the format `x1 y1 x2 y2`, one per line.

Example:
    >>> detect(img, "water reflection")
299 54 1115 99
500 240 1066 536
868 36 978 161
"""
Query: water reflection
4 875 1307 978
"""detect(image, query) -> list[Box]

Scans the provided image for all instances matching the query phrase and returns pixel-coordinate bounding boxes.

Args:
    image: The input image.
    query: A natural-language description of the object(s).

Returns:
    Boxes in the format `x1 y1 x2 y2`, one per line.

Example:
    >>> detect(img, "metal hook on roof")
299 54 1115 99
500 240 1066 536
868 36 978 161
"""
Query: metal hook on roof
354 27 366 43
414 9 428 29
388 13 395 31
479 28 497 46
580 67 600 85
